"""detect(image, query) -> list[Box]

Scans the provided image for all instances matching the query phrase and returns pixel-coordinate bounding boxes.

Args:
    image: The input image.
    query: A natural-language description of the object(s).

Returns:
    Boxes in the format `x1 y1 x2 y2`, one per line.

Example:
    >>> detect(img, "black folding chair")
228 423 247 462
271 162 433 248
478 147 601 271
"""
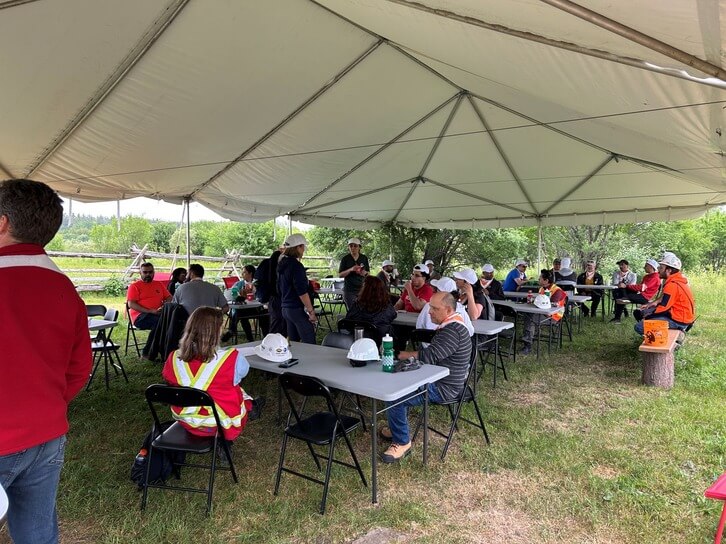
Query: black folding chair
141 385 238 515
124 302 142 357
337 318 382 346
85 304 107 318
274 373 367 514
321 332 354 350
87 309 129 391
412 337 490 460
409 328 435 351
312 291 335 331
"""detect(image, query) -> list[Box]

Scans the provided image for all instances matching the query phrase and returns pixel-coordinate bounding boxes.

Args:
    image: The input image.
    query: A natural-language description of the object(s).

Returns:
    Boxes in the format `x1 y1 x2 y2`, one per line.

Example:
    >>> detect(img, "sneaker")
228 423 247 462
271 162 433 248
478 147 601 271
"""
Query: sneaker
378 425 393 440
221 331 233 343
633 309 644 321
609 318 622 324
381 442 411 463
248 397 266 421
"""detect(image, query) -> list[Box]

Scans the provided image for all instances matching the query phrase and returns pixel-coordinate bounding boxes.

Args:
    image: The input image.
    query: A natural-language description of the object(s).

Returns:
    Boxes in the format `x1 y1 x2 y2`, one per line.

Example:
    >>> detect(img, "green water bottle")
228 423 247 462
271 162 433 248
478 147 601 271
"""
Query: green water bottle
382 334 394 373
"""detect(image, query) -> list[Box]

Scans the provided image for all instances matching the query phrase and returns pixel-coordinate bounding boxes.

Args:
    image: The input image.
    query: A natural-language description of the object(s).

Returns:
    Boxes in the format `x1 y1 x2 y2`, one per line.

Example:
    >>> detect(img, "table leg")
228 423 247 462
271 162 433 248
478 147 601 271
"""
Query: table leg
371 398 378 504
423 387 429 466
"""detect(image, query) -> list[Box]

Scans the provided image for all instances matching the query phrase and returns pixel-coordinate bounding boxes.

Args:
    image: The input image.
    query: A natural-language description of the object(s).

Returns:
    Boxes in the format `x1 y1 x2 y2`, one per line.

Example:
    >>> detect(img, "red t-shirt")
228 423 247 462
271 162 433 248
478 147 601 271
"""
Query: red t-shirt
400 283 434 312
127 280 171 323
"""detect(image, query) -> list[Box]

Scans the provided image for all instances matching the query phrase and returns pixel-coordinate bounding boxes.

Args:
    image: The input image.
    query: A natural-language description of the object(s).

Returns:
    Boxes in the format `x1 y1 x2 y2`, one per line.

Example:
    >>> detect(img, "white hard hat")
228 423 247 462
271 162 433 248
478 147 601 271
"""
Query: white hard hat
659 251 682 270
255 333 291 362
533 294 551 309
347 338 380 367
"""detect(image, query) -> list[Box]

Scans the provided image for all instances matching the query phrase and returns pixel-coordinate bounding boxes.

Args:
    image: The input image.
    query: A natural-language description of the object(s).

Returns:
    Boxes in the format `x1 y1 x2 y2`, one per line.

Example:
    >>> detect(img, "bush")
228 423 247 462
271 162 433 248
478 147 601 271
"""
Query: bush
103 276 126 297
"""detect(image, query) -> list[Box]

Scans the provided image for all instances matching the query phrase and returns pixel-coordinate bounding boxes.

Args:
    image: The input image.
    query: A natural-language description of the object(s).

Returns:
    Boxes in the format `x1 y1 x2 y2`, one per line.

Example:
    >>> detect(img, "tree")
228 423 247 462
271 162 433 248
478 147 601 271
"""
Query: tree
150 222 176 253
89 216 152 253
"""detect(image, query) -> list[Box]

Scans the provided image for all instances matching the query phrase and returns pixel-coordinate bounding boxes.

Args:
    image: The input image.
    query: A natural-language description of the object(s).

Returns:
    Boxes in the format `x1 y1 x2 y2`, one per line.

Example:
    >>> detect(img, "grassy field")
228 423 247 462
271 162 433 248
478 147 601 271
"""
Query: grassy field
6 274 724 543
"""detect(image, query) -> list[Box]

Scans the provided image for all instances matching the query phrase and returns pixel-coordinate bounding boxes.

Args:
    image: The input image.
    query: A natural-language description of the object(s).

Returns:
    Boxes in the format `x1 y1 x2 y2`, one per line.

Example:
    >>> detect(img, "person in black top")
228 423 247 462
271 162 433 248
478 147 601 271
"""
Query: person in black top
344 276 397 342
576 259 604 317
167 267 187 296
479 264 504 300
454 268 494 321
255 246 286 336
278 234 317 344
338 237 370 310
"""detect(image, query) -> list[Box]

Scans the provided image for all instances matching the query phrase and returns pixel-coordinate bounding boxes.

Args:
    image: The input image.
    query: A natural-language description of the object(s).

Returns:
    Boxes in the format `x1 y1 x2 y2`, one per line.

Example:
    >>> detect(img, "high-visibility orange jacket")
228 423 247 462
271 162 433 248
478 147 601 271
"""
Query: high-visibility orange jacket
653 271 695 325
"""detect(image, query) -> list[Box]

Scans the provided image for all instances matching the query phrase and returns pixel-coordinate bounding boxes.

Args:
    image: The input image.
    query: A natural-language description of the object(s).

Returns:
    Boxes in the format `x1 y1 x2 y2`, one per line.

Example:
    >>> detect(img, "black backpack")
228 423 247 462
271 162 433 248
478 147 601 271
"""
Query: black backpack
130 422 186 490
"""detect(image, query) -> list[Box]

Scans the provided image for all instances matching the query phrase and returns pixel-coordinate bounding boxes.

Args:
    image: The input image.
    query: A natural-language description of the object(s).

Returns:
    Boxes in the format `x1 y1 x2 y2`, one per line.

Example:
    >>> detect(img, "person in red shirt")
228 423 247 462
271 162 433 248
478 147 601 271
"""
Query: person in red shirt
393 264 435 350
611 259 661 323
0 179 92 544
127 262 172 357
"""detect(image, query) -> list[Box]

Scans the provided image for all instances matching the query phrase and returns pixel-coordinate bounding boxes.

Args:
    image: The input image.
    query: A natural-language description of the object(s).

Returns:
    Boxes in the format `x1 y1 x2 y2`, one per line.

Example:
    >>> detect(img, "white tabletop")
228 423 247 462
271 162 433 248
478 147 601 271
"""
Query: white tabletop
88 319 117 331
318 277 344 285
504 291 591 303
574 284 617 290
230 301 264 310
235 341 449 402
393 311 513 335
317 287 345 296
492 299 562 316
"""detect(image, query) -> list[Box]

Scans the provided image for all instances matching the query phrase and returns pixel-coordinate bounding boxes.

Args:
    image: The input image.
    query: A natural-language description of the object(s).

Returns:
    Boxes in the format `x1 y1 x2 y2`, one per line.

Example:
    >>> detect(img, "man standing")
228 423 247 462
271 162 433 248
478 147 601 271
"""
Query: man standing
380 292 471 462
0 179 92 544
172 263 228 316
479 264 504 300
338 237 369 310
502 259 528 292
126 262 172 357
634 252 695 335
377 259 399 289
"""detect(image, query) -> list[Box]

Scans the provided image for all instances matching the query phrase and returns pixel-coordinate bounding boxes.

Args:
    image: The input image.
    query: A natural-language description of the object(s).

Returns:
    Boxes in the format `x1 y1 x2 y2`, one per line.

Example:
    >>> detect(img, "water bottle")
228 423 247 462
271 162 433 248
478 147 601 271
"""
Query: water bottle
544 288 551 300
231 287 240 300
527 290 533 304
382 334 394 373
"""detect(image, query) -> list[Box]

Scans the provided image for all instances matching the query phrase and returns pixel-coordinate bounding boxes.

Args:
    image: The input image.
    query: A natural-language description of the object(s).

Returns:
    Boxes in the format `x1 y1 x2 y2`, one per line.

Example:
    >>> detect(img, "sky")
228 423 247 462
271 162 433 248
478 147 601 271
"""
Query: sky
62 196 227 222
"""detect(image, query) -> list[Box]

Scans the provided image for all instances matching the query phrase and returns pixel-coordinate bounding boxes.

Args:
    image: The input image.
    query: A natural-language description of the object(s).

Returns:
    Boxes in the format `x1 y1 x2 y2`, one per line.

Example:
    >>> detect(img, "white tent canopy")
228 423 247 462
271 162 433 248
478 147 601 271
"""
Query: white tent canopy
1 0 724 229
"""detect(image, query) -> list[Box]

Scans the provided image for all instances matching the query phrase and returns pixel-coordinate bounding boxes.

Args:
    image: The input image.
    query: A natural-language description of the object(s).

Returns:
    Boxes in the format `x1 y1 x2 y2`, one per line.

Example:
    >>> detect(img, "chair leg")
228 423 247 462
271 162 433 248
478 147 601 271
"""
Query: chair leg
472 400 491 445
220 440 238 483
341 431 367 488
319 437 337 514
111 349 129 383
274 434 289 496
441 398 466 461
206 438 218 515
140 445 154 510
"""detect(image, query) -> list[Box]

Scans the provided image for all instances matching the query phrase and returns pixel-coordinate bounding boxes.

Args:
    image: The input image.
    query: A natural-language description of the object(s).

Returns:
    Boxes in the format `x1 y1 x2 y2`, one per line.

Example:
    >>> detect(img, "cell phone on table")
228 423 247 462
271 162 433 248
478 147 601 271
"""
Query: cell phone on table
278 358 299 368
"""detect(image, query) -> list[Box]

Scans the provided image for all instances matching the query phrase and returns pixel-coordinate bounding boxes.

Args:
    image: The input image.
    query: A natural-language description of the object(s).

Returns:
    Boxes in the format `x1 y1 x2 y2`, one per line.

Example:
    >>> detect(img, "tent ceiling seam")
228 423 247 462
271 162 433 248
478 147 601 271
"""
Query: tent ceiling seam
290 92 460 212
422 176 532 216
381 0 726 90
24 0 191 178
0 0 42 10
0 160 15 179
391 178 421 222
418 92 465 177
298 178 417 214
542 154 614 215
468 94 537 214
189 38 384 200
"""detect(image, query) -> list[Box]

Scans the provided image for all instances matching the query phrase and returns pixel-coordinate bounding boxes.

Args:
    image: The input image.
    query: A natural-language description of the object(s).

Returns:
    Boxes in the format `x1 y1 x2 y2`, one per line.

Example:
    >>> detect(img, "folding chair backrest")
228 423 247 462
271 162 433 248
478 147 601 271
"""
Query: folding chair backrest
410 328 436 344
278 373 339 422
222 276 241 289
86 304 107 318
321 332 354 350
337 318 381 345
104 309 118 321
145 384 223 436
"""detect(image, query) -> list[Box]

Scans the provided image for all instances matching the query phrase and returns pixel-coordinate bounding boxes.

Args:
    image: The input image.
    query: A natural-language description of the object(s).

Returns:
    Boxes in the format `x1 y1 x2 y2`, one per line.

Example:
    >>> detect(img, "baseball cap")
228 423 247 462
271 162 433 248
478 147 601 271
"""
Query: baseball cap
646 258 659 271
430 277 456 293
561 257 571 269
382 259 395 267
616 259 629 265
284 233 307 248
553 258 562 264
659 252 682 270
482 264 495 273
412 264 429 275
453 268 478 285
515 259 528 267
424 259 434 266
347 237 362 246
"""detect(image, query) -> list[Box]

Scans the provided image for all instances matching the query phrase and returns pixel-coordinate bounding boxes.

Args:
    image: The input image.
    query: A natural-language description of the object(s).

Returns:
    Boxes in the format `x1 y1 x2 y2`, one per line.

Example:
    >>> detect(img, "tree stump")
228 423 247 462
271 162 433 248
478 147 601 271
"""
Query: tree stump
641 351 675 389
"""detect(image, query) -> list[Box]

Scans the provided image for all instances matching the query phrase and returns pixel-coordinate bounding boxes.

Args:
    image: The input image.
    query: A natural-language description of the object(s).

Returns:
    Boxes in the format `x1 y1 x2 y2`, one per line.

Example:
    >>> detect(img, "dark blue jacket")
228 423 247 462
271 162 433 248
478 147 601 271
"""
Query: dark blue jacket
277 256 309 309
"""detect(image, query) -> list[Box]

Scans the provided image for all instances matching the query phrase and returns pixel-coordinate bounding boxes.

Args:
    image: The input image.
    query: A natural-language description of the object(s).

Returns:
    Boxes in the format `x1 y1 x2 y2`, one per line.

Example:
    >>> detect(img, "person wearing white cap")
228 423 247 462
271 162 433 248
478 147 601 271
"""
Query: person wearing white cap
576 259 604 317
479 264 504 300
634 252 695 335
502 259 528 292
610 258 661 323
555 257 577 283
278 233 317 344
423 259 441 281
416 277 474 336
377 259 399 289
339 237 370 310
454 268 495 321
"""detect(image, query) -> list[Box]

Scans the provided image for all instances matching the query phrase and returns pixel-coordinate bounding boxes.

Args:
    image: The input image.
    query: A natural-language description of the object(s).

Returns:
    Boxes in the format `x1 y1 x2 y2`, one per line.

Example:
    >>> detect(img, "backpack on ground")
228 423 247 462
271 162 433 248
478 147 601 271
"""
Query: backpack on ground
130 421 186 490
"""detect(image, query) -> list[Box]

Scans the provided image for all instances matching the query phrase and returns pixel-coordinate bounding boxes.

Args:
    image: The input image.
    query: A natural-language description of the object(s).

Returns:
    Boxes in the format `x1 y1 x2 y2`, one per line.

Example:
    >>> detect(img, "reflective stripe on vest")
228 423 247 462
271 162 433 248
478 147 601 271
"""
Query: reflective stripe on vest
170 348 242 429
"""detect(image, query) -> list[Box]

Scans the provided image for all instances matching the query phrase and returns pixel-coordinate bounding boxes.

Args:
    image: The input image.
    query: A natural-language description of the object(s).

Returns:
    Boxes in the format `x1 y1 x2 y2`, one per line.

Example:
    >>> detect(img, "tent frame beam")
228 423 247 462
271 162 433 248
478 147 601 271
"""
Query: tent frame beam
418 93 464 177
422 177 532 216
190 39 384 199
392 178 421 222
298 177 417 214
24 0 192 178
543 155 614 215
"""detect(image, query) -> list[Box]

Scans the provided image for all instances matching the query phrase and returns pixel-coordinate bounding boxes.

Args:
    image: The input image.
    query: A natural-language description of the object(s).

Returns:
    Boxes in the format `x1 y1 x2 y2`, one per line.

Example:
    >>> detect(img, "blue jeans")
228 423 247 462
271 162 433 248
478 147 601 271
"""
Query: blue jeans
282 307 316 344
0 435 66 544
634 315 689 335
386 383 444 445
133 312 159 331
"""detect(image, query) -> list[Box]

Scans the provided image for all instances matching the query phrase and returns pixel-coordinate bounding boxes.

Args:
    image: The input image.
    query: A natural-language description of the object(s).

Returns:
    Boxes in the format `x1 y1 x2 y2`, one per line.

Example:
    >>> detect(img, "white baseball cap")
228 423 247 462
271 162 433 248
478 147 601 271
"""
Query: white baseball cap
347 237 362 246
413 264 429 275
560 257 571 269
255 333 291 362
515 259 528 267
430 277 456 293
424 259 434 265
659 252 682 270
284 233 307 248
453 268 478 285
482 264 495 273
646 258 659 271
382 259 395 267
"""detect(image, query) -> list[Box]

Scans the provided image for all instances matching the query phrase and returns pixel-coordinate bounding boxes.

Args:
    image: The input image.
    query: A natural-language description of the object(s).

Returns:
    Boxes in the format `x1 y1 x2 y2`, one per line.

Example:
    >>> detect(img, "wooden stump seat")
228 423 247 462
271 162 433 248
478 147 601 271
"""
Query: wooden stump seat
638 329 683 389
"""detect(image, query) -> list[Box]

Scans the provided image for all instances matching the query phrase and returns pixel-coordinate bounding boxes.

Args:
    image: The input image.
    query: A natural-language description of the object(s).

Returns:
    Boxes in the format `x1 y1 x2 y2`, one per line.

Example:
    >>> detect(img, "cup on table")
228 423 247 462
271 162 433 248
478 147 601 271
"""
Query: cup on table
246 293 254 301
354 327 364 341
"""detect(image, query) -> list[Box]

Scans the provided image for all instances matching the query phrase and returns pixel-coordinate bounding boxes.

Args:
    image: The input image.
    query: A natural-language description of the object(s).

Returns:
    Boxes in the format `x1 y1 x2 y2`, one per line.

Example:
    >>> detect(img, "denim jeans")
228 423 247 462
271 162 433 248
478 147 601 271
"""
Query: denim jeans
386 383 444 445
282 307 316 344
634 315 689 335
0 435 66 544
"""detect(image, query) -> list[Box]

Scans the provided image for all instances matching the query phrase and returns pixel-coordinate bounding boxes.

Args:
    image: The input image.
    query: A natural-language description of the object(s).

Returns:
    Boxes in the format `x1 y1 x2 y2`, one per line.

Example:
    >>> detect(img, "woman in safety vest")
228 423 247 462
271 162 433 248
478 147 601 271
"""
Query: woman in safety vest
162 306 253 441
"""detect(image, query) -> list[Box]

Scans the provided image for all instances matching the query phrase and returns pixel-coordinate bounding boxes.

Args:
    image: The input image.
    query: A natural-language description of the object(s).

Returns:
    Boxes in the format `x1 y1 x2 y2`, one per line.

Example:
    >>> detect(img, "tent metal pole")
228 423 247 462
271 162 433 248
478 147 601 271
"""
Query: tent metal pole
543 155 614 215
67 198 73 227
422 177 532 216
288 215 292 236
419 93 464 177
382 0 726 89
190 40 383 199
116 200 121 232
185 199 191 269
537 222 543 271
391 178 421 222
540 0 726 80
293 93 460 213
0 0 42 11
299 178 417 214
468 95 537 214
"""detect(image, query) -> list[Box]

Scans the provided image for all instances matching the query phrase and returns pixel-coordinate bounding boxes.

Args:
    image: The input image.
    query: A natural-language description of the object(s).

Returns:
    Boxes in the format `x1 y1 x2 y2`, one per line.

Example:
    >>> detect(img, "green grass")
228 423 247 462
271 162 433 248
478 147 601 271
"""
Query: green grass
18 274 726 542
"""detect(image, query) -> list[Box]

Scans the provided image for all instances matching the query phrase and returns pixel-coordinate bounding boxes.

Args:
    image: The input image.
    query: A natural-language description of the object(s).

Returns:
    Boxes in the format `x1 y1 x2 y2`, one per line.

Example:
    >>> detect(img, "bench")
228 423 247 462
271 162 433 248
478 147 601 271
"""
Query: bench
638 329 683 388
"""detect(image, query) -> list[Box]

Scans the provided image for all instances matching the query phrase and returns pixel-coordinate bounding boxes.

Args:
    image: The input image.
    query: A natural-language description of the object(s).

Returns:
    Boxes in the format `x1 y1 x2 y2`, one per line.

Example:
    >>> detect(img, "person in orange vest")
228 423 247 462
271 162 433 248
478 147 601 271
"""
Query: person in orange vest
520 269 568 355
634 252 695 336
162 307 255 445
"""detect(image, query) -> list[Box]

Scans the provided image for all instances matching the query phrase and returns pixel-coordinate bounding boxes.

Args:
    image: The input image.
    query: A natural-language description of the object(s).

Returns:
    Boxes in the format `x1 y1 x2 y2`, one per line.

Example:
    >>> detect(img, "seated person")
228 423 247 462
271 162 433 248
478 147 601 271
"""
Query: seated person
454 268 495 321
162 306 254 443
379 292 472 463
479 264 504 300
222 264 269 342
502 259 528 291
173 263 228 316
416 277 474 337
555 257 577 285
423 259 441 281
393 264 434 350
611 259 637 317
634 252 695 335
520 269 568 355
576 259 603 317
610 259 660 323
167 267 187 296
344 276 397 342
126 262 172 357
377 259 399 289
